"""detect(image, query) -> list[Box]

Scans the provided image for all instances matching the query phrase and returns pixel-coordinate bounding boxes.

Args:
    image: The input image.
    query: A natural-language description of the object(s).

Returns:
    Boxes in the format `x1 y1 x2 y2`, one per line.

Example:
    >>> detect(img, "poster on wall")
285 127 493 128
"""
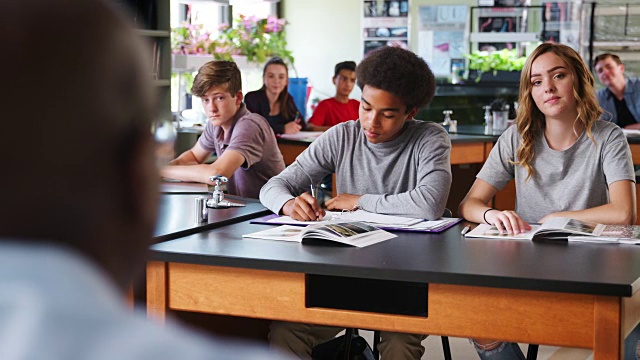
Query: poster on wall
541 2 579 51
478 16 519 32
471 6 530 53
417 5 468 78
362 1 409 56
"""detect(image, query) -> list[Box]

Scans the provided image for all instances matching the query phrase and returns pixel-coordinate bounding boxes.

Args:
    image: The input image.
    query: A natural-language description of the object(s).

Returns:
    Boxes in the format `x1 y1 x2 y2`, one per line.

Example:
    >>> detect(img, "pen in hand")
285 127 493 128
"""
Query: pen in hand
461 226 470 236
310 183 316 199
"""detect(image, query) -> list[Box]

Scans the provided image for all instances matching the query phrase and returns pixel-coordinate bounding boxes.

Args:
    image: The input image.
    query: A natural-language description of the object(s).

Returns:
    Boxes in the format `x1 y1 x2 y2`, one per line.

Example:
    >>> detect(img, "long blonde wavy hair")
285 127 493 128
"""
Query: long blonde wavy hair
514 43 602 179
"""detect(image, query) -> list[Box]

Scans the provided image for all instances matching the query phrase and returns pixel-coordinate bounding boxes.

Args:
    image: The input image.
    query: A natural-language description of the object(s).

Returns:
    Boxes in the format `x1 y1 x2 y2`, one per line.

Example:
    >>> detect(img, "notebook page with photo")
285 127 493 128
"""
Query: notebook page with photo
465 217 640 244
242 221 396 248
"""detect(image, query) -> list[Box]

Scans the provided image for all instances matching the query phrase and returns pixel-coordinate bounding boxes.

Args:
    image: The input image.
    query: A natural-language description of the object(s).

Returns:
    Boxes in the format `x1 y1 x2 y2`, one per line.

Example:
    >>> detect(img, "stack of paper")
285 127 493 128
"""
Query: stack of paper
278 131 324 141
265 210 422 227
258 210 462 233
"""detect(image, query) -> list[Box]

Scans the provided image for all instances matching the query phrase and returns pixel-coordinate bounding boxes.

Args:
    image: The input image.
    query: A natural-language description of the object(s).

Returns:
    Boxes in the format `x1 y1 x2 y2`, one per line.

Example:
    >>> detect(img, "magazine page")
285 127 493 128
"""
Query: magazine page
242 222 396 248
302 222 396 248
569 225 640 244
599 224 640 239
242 225 304 242
536 217 606 237
567 236 625 244
464 223 541 240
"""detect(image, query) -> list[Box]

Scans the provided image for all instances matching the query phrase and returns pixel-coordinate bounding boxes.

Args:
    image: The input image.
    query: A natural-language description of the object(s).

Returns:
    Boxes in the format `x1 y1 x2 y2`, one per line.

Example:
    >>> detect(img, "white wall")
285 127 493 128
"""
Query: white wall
283 0 363 103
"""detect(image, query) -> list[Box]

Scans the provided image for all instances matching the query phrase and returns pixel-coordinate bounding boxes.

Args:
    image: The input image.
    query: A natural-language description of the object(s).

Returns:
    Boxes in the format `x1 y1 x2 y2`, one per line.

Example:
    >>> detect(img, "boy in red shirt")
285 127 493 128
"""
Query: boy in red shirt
307 61 360 131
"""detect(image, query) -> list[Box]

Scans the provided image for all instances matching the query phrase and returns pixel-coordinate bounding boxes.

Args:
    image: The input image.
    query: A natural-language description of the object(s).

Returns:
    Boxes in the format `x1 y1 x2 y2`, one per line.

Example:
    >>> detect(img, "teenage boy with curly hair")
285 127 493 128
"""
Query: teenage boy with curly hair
259 46 452 359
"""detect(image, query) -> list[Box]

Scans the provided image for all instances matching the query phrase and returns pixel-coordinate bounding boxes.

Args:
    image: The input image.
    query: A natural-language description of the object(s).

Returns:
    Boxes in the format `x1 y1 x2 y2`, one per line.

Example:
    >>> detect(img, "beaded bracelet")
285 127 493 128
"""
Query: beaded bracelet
483 208 496 224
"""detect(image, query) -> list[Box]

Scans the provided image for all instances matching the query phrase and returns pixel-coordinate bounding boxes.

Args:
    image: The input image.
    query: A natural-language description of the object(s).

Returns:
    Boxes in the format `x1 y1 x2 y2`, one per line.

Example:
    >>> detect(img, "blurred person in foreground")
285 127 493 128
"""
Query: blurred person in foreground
0 1 289 359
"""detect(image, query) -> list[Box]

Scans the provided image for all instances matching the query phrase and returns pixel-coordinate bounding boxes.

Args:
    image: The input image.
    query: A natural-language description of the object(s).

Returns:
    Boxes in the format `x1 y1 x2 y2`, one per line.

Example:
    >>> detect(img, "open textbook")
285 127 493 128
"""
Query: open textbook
465 217 640 244
251 210 462 233
242 221 396 248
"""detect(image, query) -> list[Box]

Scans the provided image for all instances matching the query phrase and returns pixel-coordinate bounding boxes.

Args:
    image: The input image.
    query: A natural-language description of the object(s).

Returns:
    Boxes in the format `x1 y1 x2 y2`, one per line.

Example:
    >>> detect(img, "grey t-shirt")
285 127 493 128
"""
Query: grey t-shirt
477 120 635 223
259 119 452 220
198 104 285 199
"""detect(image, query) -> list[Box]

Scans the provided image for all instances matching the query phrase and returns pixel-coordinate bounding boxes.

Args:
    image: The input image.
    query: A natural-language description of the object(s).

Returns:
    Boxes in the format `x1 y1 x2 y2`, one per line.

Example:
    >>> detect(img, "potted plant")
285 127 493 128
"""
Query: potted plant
172 15 294 69
465 49 526 83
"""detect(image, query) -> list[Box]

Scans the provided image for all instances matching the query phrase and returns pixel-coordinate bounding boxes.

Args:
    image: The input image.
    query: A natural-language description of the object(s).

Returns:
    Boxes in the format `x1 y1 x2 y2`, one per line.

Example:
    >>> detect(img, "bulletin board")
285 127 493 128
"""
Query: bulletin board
417 5 469 78
362 0 410 56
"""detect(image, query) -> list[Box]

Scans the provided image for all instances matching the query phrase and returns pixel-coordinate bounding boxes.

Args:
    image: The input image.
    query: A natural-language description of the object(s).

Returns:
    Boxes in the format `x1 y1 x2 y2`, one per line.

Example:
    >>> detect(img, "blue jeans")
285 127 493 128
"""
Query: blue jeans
626 324 640 360
471 323 640 360
470 341 525 360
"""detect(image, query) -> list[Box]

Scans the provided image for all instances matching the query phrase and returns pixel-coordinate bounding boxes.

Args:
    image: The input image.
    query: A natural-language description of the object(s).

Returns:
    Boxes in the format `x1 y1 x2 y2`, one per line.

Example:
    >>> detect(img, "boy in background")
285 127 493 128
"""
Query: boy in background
306 61 360 131
260 46 452 359
594 53 640 130
162 61 285 198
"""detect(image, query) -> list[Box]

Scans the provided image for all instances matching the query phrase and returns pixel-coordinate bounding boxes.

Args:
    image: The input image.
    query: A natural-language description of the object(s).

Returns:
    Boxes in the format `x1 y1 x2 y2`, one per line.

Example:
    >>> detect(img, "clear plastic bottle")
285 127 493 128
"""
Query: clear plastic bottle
449 120 458 133
483 105 492 135
451 63 462 84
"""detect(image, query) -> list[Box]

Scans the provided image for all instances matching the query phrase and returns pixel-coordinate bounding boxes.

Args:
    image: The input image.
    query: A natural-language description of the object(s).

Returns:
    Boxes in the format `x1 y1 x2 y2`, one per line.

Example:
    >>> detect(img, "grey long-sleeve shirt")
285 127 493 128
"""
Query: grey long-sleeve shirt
259 119 452 220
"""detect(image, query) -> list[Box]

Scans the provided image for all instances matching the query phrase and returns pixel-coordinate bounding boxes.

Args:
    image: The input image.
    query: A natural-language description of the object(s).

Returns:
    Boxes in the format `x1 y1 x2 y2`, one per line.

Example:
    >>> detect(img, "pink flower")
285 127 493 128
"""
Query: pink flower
172 15 291 64
242 16 258 32
265 16 282 33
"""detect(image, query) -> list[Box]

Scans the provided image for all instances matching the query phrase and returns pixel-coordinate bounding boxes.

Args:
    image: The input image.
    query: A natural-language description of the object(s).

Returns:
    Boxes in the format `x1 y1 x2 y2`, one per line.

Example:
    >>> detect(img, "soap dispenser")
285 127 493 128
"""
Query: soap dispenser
442 110 453 126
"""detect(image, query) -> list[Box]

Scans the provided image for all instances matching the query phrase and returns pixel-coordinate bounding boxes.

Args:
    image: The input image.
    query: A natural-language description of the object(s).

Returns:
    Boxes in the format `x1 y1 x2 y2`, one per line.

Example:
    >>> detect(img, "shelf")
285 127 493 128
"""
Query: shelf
593 40 640 48
172 54 215 72
153 79 171 87
136 29 170 37
594 6 640 17
435 83 518 97
143 0 171 120
475 7 531 17
469 5 545 54
470 32 539 42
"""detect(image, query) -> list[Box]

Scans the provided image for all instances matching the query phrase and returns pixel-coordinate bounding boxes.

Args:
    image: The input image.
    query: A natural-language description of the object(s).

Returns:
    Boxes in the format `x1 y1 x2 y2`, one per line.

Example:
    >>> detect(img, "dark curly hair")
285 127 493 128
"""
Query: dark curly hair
356 46 435 112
